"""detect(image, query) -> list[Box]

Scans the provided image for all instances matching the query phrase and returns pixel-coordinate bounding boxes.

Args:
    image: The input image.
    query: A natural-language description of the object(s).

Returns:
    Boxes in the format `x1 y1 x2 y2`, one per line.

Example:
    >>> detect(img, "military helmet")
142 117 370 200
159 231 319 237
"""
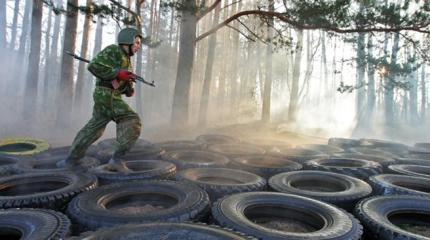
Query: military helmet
117 27 142 45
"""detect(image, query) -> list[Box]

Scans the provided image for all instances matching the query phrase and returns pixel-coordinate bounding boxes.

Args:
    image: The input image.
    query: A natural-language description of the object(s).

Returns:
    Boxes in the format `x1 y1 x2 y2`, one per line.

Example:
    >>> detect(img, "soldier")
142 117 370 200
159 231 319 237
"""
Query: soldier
64 27 143 172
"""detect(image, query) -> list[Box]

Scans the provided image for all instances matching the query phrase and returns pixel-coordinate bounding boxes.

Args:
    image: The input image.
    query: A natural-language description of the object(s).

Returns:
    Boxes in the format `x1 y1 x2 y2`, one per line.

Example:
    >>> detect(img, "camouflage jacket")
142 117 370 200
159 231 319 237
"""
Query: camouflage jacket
88 44 133 94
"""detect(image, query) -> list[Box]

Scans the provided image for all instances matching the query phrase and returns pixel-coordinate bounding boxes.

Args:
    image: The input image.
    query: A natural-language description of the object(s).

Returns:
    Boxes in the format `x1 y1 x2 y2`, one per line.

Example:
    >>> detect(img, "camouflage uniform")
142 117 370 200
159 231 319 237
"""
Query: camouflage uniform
67 44 142 162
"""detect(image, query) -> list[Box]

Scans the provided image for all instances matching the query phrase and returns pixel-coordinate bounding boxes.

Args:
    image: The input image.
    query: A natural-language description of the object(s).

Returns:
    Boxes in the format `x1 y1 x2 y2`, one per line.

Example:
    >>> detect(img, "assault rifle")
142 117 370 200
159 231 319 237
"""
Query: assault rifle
65 51 155 87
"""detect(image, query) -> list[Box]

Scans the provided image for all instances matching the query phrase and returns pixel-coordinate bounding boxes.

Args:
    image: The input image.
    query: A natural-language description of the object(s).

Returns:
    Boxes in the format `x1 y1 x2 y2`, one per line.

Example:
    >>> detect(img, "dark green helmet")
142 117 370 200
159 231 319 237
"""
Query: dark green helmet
117 27 142 45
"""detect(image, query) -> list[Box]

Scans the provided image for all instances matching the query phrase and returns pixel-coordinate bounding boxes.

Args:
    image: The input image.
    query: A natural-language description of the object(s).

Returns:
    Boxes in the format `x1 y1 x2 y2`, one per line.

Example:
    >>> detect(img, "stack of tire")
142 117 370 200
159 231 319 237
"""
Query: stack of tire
1 136 430 239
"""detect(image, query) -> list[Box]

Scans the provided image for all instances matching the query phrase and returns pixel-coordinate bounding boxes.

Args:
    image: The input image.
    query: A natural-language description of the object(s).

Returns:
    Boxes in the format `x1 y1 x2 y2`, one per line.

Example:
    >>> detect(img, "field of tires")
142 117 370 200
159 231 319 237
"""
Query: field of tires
0 134 430 239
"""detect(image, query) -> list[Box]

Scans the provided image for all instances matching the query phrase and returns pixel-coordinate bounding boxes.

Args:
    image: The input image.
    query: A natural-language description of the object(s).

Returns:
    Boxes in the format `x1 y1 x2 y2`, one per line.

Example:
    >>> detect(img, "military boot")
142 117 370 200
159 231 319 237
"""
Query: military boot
108 157 131 173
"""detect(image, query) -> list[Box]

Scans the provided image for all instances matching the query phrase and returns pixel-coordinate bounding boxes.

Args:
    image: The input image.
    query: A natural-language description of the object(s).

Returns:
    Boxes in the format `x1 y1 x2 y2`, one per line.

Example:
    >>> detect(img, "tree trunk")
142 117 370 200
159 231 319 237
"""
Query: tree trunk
198 3 221 127
421 65 426 123
9 0 21 49
385 32 399 128
366 35 375 124
171 0 197 126
262 0 274 122
0 0 6 49
41 7 53 109
353 31 366 132
135 0 144 116
287 28 303 123
23 0 43 121
74 0 93 117
18 0 33 56
409 50 418 124
56 0 78 128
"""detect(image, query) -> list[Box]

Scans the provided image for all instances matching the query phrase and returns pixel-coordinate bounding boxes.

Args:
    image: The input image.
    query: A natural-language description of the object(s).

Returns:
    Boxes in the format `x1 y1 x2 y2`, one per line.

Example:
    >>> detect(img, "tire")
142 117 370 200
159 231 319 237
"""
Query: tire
395 157 430 166
348 147 399 159
304 157 383 180
359 139 410 157
0 155 20 176
153 140 206 151
95 143 162 164
176 168 266 202
269 170 372 211
388 164 430 179
0 137 49 156
196 134 240 145
66 180 209 231
415 142 430 149
369 174 430 197
230 155 302 178
355 195 430 240
32 145 98 160
268 147 327 164
297 144 344 155
241 138 292 152
212 192 363 240
97 138 151 150
0 208 70 240
208 143 266 158
333 153 396 170
70 222 256 240
0 172 97 210
328 137 360 149
161 150 229 169
19 156 100 173
91 160 176 185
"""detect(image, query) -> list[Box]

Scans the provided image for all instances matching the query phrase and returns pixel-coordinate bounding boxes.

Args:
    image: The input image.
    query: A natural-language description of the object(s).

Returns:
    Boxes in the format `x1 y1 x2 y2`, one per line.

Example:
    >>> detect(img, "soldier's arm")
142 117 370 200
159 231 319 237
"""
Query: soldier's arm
87 45 122 81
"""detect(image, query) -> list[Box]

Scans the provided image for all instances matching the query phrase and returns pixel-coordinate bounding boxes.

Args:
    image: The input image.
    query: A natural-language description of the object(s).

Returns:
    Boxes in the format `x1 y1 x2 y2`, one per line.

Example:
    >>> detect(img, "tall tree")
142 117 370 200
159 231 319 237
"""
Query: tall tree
74 0 93 116
421 65 426 123
262 0 274 122
198 3 221 126
0 0 6 49
18 0 33 56
23 0 43 121
135 0 145 116
171 0 197 125
287 28 303 122
9 0 21 50
56 0 79 127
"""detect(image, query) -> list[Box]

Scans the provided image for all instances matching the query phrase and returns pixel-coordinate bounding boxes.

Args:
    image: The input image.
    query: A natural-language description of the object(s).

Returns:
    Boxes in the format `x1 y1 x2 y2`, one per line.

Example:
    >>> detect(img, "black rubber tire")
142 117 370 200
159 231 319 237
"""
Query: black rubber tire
176 168 266 202
355 195 430 240
369 174 430 197
269 170 372 211
94 145 164 164
97 138 151 150
328 137 361 149
241 138 292 152
0 208 70 240
395 157 430 166
66 180 210 231
388 164 430 179
0 155 20 176
31 145 98 160
298 144 344 155
196 134 240 145
18 156 100 173
304 157 383 180
348 147 399 159
268 147 328 164
208 143 266 158
359 139 411 157
0 172 97 210
333 152 396 170
91 160 176 185
212 192 363 240
153 140 206 151
230 155 302 178
71 222 256 240
161 150 229 169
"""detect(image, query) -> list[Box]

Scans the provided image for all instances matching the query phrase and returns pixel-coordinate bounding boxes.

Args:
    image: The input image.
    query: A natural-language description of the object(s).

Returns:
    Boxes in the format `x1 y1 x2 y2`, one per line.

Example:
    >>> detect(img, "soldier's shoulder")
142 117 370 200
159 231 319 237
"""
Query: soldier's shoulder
100 44 121 54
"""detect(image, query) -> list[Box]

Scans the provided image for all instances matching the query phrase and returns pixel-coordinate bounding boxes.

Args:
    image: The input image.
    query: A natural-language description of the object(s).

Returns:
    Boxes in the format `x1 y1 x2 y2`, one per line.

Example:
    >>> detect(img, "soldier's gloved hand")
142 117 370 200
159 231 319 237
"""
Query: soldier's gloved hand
116 69 136 82
125 87 135 97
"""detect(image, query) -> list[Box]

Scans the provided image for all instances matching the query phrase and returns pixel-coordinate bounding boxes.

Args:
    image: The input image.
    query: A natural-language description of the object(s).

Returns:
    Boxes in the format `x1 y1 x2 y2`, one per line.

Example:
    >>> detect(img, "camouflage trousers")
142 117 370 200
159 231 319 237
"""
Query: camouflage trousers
68 86 142 161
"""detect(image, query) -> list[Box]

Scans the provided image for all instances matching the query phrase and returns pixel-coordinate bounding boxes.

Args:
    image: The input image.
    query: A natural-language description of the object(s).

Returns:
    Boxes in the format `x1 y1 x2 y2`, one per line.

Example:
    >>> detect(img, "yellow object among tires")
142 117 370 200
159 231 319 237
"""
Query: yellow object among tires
0 137 49 156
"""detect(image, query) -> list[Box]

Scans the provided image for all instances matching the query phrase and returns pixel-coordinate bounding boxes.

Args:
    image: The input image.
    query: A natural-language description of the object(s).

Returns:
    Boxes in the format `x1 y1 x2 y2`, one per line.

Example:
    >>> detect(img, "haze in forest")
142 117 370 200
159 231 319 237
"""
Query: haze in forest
1 0 430 146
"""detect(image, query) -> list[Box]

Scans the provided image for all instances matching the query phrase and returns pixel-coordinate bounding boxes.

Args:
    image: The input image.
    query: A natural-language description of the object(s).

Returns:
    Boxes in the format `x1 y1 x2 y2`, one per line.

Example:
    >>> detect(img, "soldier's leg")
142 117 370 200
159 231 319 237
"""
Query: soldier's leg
66 115 110 165
109 96 142 171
